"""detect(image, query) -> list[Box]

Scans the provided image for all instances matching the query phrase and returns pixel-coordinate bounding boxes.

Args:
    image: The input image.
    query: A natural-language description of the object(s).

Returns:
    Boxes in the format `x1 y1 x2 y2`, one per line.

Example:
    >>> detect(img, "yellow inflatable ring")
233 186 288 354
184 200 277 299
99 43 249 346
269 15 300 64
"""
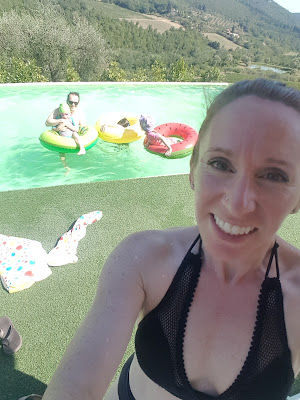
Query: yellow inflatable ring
39 126 98 153
95 112 144 144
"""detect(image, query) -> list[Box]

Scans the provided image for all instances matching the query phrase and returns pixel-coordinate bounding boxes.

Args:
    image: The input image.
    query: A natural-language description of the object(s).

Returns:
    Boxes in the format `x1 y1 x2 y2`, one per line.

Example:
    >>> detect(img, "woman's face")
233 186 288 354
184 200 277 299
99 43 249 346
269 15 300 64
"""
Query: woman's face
190 95 300 259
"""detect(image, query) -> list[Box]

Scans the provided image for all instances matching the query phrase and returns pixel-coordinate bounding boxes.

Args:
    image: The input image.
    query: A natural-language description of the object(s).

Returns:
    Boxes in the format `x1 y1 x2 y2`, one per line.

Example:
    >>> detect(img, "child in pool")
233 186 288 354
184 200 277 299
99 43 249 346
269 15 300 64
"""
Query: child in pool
54 103 86 156
139 115 177 157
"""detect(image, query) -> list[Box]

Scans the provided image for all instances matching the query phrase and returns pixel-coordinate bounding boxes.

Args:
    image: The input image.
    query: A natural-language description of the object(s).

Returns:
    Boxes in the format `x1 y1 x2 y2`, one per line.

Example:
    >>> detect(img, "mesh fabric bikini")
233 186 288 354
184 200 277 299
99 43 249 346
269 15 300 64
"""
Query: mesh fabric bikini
118 235 294 400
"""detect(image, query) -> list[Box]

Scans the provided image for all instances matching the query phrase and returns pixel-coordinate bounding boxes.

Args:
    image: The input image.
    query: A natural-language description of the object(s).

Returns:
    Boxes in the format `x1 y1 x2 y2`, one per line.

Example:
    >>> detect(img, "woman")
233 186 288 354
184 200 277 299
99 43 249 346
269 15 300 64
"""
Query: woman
42 79 300 400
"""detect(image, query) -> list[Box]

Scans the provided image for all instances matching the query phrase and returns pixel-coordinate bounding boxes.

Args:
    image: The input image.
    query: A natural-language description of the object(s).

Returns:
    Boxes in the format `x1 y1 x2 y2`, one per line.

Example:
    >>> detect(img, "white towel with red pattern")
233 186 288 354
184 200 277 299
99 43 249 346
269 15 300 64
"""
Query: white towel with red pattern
0 211 102 293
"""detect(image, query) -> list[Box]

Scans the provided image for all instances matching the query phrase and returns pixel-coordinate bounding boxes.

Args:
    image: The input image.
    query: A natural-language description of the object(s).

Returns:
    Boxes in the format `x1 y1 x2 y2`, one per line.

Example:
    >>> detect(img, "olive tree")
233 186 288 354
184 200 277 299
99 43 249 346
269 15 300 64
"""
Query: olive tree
0 2 111 82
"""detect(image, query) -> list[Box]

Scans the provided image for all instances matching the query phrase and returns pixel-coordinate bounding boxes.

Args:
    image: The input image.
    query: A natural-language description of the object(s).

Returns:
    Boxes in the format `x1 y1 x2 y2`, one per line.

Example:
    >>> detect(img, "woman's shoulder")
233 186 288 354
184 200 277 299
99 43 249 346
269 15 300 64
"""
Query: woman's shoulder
110 226 199 286
120 226 199 259
117 227 200 313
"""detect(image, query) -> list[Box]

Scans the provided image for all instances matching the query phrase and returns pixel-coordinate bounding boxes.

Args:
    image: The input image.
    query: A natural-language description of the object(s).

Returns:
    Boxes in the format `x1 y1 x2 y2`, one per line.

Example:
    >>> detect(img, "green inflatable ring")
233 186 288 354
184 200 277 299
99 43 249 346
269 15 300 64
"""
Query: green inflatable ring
39 126 98 153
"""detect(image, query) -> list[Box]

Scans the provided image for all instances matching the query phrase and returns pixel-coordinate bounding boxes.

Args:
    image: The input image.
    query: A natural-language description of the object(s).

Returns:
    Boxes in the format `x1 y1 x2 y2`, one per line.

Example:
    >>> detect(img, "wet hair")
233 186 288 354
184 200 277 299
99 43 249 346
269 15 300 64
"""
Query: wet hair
67 92 80 103
190 78 300 167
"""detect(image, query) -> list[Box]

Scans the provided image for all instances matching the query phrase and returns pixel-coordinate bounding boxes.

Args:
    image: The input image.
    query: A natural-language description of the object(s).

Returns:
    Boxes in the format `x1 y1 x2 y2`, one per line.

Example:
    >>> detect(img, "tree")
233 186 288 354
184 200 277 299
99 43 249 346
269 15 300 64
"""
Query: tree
0 3 111 82
242 55 251 66
101 61 127 81
169 57 195 82
208 41 220 50
150 60 167 81
201 67 221 82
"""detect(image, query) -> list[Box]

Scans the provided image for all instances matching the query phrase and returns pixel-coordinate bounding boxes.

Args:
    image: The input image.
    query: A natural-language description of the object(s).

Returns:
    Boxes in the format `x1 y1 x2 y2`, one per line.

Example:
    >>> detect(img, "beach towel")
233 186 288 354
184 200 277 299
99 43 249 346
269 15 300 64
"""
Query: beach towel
0 235 52 293
0 211 103 292
47 211 103 267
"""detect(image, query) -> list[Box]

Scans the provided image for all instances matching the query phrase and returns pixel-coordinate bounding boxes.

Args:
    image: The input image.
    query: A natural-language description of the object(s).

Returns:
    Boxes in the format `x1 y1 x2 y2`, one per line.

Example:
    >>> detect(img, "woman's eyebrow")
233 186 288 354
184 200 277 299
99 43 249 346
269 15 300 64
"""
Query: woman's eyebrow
264 158 292 168
207 147 233 156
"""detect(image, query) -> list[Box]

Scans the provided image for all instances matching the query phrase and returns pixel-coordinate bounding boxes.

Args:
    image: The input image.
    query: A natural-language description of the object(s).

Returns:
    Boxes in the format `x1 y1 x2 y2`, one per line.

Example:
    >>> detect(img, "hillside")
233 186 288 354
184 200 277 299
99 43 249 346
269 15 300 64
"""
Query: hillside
100 0 300 52
0 0 299 86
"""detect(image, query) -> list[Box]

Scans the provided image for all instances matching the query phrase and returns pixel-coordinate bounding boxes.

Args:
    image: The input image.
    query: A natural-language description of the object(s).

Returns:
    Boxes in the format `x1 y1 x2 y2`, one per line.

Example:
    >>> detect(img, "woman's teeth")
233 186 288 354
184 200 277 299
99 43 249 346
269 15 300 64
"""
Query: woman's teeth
214 215 255 235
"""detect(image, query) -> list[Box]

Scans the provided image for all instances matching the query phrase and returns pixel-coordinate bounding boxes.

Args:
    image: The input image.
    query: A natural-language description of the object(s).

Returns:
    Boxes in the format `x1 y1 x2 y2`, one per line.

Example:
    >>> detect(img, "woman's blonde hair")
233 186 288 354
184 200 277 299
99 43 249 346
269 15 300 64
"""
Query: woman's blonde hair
190 78 300 167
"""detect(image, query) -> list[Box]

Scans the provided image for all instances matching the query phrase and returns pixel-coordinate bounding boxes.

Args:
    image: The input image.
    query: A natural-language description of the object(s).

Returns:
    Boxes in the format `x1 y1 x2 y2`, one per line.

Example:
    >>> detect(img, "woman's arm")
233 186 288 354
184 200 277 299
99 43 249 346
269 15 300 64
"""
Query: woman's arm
42 233 146 400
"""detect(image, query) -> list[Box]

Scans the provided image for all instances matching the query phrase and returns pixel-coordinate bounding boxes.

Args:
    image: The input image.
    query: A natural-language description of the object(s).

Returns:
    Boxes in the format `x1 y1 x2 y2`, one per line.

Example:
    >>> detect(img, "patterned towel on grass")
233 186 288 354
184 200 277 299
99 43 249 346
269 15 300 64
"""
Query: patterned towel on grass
0 211 103 293
0 235 52 293
47 211 103 267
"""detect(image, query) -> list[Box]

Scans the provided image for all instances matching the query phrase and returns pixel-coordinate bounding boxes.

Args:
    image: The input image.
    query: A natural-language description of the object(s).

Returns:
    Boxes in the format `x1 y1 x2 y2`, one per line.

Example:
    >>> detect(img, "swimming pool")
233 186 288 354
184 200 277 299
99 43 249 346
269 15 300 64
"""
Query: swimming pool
0 82 227 192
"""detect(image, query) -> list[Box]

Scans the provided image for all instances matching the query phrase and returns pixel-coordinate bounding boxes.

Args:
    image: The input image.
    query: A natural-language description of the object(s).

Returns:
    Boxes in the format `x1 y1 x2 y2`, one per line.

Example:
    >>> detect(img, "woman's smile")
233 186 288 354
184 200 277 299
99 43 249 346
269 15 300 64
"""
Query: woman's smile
213 214 256 235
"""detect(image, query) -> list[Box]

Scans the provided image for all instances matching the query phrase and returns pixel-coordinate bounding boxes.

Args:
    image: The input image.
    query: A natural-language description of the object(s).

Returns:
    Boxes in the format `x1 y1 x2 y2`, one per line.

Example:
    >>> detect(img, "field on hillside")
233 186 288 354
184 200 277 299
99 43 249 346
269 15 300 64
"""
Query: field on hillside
203 32 243 50
122 14 184 33
80 0 153 19
90 1 183 33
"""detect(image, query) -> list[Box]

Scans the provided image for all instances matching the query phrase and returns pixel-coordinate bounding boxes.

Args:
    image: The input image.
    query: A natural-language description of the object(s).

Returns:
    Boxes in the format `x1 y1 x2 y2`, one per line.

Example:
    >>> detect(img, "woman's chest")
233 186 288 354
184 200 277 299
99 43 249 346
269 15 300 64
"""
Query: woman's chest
183 277 261 394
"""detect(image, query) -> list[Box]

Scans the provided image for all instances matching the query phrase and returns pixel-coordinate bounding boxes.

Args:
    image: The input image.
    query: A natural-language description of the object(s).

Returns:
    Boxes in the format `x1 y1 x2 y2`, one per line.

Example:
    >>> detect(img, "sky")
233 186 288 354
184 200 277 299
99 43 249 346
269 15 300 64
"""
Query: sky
273 0 300 13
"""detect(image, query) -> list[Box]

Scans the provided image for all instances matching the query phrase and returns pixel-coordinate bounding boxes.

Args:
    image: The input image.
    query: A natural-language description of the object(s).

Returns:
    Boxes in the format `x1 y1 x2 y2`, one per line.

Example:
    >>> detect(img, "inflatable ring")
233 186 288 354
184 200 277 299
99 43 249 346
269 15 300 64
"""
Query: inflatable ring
39 126 98 153
144 123 199 158
95 112 144 144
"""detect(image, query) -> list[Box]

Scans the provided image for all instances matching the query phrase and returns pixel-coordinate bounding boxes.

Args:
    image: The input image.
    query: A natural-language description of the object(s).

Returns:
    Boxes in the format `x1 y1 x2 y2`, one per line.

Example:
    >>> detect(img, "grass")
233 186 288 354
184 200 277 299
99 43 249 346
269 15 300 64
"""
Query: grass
1 174 300 398
0 174 195 399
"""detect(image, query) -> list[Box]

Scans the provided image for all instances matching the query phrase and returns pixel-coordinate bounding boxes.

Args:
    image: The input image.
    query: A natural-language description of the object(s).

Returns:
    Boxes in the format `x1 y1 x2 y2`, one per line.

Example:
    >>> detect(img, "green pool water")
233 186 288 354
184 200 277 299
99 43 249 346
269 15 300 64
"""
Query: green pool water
0 82 226 192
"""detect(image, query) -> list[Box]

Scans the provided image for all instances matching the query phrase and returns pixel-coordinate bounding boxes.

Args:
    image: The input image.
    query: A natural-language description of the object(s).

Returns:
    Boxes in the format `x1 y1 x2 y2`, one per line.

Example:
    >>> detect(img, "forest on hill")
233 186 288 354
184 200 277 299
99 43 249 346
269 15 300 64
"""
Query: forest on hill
0 0 299 86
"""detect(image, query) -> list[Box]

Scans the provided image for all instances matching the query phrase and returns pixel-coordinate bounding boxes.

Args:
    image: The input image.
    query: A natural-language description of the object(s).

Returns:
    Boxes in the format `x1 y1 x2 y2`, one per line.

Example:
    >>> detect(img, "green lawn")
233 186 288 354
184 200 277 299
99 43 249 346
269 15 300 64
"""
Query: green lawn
0 174 299 398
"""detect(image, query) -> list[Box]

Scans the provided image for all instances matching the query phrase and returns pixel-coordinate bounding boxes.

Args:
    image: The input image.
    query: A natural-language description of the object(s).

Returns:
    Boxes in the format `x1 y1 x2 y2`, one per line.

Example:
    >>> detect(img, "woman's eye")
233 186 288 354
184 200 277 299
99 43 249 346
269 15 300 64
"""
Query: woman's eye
262 171 288 182
207 158 231 171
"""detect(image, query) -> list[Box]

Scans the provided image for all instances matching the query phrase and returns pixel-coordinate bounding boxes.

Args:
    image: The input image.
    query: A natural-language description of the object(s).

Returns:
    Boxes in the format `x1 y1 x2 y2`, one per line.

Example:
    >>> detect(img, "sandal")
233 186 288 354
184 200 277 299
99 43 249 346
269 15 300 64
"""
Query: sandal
0 316 22 355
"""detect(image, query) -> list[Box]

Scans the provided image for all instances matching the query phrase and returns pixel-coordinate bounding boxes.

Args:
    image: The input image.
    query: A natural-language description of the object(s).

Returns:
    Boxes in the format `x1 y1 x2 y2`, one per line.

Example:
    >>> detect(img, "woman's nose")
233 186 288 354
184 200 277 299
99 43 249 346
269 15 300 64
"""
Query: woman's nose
226 175 256 214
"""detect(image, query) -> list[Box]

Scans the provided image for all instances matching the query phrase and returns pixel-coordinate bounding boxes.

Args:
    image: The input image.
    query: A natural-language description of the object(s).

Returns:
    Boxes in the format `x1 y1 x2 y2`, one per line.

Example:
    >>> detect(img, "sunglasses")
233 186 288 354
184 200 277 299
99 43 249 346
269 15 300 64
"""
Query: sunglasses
68 100 79 106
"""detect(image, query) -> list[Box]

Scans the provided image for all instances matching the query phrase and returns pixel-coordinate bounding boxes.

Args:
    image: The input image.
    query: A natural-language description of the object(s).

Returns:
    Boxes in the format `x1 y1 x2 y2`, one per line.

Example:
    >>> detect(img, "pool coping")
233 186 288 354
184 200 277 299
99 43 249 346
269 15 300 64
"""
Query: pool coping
0 81 229 87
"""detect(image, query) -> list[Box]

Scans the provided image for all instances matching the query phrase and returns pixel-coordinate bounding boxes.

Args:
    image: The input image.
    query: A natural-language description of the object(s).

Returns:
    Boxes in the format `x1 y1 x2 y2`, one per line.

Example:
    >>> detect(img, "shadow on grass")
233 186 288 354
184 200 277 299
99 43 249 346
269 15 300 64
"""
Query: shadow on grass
0 354 46 400
291 377 300 397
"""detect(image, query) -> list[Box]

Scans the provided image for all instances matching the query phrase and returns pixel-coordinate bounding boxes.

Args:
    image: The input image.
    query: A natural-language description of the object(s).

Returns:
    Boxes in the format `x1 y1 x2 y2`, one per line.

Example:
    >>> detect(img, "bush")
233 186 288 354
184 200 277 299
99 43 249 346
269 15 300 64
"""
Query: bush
0 57 47 83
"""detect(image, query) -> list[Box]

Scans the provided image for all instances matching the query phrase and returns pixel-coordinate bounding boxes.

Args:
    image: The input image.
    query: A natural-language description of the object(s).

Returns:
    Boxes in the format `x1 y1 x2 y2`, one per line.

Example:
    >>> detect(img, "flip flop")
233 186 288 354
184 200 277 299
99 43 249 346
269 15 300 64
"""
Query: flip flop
0 316 22 355
18 396 43 400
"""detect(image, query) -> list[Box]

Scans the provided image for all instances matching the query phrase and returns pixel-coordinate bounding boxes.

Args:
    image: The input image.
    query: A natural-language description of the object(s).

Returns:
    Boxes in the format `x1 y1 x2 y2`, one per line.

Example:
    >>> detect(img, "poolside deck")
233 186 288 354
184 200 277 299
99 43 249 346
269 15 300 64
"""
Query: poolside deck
1 174 300 399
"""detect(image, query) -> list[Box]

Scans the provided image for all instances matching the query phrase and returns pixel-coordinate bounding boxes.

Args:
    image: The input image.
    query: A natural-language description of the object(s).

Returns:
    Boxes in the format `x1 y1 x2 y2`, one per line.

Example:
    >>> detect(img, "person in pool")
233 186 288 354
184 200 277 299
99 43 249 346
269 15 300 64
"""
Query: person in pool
42 79 300 400
54 103 86 156
45 92 87 173
139 115 176 157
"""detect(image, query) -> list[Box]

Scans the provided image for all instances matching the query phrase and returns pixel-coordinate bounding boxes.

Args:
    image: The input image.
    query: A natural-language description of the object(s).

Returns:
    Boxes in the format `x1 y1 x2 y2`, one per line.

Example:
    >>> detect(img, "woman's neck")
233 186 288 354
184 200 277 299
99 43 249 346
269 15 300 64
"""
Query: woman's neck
202 241 276 285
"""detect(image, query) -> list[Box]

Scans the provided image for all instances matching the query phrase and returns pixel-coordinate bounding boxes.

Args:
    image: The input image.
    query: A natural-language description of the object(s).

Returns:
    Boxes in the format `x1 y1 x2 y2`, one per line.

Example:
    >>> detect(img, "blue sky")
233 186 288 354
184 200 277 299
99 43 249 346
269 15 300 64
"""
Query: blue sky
273 0 300 13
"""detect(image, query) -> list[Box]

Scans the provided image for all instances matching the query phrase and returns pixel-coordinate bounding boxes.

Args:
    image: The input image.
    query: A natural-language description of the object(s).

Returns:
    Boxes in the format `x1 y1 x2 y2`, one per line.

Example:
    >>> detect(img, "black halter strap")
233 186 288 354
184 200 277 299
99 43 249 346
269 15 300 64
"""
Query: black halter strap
265 241 280 279
188 234 201 254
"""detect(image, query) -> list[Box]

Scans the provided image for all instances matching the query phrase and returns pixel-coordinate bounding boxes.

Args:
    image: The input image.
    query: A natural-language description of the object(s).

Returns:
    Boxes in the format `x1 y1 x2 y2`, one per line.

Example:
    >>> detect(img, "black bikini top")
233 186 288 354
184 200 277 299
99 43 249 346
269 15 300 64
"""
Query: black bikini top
135 235 294 400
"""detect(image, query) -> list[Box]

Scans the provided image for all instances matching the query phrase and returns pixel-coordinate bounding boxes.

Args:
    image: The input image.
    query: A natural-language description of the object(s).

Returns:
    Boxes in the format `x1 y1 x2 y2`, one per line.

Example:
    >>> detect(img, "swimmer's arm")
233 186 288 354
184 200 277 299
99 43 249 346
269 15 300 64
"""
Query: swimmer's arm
42 233 146 400
45 109 64 127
